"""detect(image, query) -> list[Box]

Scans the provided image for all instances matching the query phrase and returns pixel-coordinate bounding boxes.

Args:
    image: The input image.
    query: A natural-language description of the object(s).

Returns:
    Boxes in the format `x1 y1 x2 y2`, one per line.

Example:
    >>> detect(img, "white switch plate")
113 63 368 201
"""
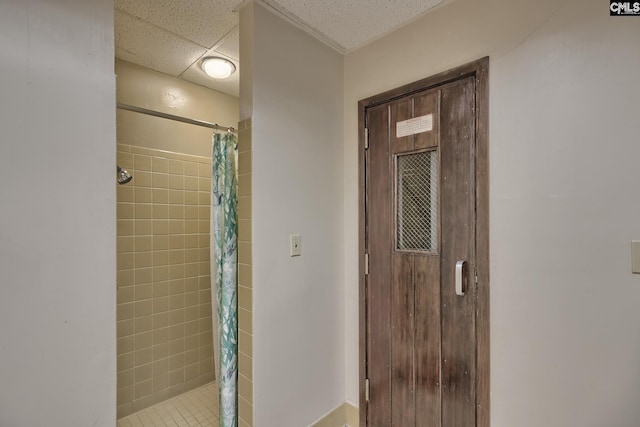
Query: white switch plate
290 234 301 257
632 241 640 274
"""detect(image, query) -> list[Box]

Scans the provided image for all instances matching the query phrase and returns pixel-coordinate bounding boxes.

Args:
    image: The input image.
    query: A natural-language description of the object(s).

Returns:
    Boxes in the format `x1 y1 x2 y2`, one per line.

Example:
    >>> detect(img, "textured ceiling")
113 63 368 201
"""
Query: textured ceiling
114 0 445 97
261 0 443 52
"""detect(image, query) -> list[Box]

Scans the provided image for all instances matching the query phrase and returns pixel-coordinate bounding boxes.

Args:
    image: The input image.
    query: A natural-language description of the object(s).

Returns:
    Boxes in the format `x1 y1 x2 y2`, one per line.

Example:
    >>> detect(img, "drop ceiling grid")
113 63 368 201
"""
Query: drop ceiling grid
115 0 242 47
115 9 209 77
114 0 449 97
263 0 443 52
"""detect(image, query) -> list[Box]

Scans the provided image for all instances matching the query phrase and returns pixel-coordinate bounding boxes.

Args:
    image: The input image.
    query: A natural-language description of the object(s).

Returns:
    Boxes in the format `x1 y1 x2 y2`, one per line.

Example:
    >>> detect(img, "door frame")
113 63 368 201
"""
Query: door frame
358 57 490 426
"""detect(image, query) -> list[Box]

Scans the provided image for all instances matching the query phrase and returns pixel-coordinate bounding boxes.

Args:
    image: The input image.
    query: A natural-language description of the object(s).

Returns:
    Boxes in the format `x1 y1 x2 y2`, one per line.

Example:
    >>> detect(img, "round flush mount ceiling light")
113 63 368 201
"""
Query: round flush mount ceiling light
201 57 236 79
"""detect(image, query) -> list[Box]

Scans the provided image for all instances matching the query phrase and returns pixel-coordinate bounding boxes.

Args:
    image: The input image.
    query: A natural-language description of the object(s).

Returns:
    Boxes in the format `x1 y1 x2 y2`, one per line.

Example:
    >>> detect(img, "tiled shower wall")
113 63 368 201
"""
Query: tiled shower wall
237 118 254 427
116 144 214 418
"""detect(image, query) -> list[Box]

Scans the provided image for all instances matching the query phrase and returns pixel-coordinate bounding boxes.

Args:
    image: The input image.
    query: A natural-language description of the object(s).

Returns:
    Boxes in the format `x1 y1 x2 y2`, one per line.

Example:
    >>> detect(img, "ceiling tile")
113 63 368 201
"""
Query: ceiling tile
115 0 242 48
213 26 240 61
264 0 442 51
115 10 207 76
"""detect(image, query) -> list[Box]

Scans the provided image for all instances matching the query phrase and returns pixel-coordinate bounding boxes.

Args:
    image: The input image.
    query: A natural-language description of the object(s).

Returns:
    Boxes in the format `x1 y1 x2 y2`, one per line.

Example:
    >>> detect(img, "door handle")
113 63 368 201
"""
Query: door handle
455 260 466 296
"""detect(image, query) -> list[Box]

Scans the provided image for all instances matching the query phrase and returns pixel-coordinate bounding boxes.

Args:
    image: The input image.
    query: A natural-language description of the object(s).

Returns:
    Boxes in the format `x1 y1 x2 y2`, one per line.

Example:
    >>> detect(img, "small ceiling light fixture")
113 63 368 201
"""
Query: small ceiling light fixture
201 56 236 79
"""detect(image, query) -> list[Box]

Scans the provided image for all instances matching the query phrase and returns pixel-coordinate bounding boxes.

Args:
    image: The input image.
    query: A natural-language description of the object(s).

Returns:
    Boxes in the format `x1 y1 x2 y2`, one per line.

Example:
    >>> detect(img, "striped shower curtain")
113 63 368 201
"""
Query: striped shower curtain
211 132 238 427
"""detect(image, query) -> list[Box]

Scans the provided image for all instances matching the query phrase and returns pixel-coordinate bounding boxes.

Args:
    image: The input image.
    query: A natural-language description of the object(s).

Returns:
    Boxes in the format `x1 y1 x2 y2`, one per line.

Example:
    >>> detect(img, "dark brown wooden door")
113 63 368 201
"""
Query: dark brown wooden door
363 74 481 426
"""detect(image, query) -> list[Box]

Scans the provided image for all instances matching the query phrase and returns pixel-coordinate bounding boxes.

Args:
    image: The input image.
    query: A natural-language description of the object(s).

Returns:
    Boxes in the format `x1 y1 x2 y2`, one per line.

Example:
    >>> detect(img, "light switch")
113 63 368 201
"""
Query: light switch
290 234 301 257
632 241 640 274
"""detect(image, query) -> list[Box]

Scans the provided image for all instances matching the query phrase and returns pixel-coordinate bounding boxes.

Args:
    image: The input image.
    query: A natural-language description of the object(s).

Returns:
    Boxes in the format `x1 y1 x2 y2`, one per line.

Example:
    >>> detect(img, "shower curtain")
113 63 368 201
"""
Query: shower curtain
211 132 238 427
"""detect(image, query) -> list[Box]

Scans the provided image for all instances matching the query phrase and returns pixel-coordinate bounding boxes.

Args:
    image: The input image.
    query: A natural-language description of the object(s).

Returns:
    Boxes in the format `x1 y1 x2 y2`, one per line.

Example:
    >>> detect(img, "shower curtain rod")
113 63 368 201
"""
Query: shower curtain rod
117 102 237 134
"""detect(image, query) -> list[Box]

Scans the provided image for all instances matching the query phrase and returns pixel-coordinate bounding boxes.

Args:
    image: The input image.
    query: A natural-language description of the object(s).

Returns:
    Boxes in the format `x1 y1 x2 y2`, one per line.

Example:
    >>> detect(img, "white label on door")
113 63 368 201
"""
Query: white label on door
396 114 433 138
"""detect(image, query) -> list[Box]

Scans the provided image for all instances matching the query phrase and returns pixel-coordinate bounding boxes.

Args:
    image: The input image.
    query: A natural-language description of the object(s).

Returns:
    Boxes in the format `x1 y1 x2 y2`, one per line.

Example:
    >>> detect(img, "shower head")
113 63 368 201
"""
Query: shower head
117 166 133 185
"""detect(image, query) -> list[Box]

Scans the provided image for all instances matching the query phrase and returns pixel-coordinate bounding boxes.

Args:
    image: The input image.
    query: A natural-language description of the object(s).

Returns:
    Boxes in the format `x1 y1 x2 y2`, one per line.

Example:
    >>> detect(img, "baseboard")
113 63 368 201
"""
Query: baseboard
310 401 359 427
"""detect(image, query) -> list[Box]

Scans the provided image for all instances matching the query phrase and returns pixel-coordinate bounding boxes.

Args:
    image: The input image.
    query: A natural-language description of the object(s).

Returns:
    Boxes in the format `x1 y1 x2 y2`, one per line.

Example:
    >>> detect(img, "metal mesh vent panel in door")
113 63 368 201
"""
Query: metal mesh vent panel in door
397 151 438 251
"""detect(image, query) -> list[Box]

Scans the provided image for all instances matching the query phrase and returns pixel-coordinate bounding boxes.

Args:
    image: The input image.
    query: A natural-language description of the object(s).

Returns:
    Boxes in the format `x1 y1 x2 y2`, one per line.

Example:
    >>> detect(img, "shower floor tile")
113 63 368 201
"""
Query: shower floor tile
117 382 219 427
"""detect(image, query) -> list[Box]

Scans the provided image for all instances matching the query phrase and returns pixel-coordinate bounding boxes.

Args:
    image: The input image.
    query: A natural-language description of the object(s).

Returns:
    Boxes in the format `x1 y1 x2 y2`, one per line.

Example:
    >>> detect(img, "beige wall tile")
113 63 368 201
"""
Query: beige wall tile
117 185 134 203
117 320 134 338
135 332 153 351
135 300 153 317
169 205 184 220
135 188 153 204
237 173 251 197
198 191 209 205
134 155 152 171
117 385 134 406
237 130 252 153
239 242 252 265
153 250 168 266
169 190 184 205
239 263 252 288
185 349 198 365
169 368 185 387
238 285 252 311
135 316 153 334
153 343 169 360
238 219 252 242
169 264 185 280
153 220 169 235
154 313 169 329
117 253 135 271
117 203 134 219
239 330 252 356
185 176 199 191
153 189 169 204
153 297 168 314
118 303 134 321
134 379 153 400
135 348 153 366
198 177 210 192
237 197 251 220
152 157 169 173
238 351 253 379
198 163 211 178
135 204 152 219
185 220 199 234
239 308 252 334
117 269 134 288
135 252 153 269
135 219 153 235
135 283 153 301
118 368 134 388
118 286 134 304
239 397 253 426
134 236 152 252
169 159 183 175
185 262 199 278
169 174 184 190
118 220 134 237
134 268 153 285
183 161 198 177
117 145 217 417
118 336 135 355
152 172 169 189
238 151 252 175
185 235 199 249
186 190 199 205
117 152 134 169
169 220 185 234
135 171 152 187
238 375 253 403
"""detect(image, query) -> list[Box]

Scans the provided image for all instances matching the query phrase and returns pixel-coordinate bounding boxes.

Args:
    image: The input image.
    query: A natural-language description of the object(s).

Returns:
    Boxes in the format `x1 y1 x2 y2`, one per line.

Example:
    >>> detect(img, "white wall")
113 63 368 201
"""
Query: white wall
344 0 640 425
0 1 116 426
246 4 345 426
